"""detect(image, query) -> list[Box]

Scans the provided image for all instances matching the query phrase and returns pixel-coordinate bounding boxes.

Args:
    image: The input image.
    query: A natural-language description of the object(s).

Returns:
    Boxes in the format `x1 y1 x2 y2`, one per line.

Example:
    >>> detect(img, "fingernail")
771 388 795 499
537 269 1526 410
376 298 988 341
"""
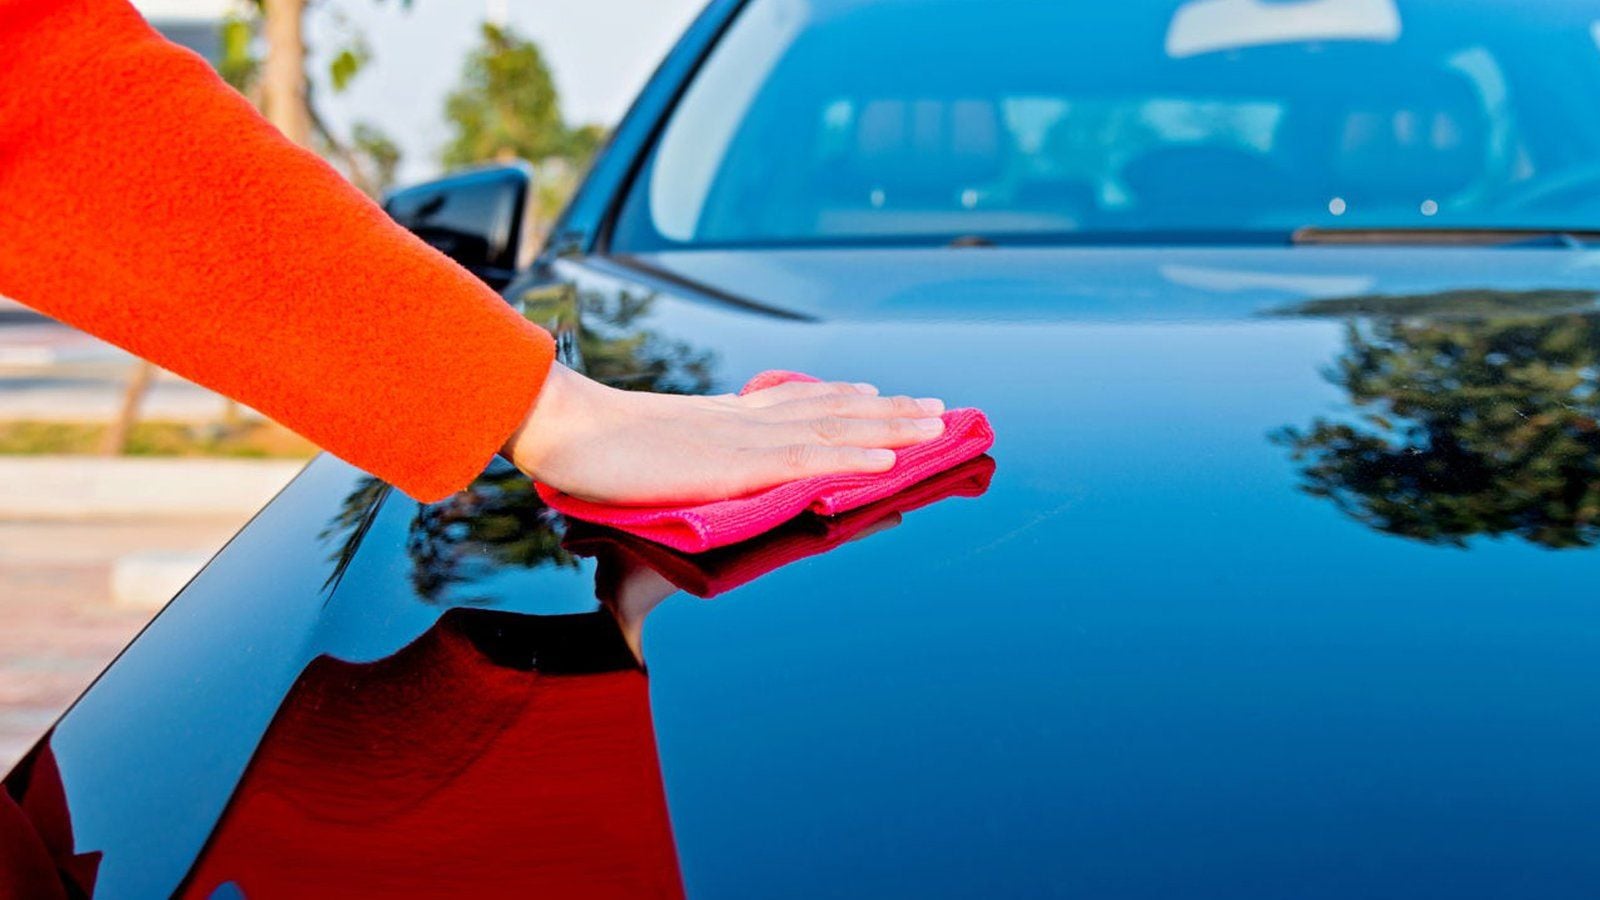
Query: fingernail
864 449 896 466
916 398 944 414
853 382 879 395
914 417 943 434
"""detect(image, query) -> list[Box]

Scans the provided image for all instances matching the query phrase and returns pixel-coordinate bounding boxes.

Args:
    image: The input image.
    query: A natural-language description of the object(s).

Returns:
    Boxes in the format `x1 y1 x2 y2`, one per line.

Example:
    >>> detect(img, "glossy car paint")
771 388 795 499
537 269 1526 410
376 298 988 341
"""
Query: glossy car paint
15 242 1600 897
12 0 1600 893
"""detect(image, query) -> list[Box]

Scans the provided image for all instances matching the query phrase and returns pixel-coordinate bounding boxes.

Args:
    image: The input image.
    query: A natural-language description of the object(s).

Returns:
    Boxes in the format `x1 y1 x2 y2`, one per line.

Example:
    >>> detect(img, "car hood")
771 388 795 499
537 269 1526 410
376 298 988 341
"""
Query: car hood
25 245 1600 897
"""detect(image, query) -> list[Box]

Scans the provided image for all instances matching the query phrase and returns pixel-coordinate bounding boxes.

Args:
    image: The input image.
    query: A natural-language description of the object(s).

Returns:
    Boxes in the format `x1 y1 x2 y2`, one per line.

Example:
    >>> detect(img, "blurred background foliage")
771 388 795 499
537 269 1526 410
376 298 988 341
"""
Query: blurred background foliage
442 22 607 228
217 0 604 226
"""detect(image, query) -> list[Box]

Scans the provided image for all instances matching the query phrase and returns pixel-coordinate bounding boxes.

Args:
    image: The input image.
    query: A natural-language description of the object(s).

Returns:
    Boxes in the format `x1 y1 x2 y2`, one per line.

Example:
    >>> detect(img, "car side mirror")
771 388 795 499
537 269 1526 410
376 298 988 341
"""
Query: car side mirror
384 162 532 291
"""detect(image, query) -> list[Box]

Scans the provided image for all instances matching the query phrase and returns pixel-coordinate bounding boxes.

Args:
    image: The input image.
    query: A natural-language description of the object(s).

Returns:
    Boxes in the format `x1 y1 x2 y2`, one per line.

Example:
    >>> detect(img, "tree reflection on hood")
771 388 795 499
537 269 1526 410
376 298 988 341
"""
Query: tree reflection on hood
1275 289 1600 549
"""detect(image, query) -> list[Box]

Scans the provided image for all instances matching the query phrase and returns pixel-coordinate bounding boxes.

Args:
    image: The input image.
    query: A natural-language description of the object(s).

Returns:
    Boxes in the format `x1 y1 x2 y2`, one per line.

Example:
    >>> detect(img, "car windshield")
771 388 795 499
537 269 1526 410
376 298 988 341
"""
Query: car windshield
611 0 1600 249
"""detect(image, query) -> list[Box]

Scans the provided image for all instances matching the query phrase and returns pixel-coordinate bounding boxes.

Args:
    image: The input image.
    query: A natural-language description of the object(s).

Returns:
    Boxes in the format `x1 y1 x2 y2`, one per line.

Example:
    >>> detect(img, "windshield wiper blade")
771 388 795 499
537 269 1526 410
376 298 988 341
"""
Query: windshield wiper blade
1292 227 1600 247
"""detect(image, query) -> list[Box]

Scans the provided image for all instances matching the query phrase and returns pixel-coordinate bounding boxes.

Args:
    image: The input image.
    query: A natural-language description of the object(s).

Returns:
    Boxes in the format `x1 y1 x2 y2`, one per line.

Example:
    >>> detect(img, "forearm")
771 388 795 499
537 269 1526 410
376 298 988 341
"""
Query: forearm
0 0 554 500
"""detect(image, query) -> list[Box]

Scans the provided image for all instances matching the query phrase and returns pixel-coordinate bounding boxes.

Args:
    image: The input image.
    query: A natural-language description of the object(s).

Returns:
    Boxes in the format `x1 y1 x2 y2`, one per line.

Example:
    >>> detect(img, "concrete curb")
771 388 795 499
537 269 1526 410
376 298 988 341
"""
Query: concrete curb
0 456 306 520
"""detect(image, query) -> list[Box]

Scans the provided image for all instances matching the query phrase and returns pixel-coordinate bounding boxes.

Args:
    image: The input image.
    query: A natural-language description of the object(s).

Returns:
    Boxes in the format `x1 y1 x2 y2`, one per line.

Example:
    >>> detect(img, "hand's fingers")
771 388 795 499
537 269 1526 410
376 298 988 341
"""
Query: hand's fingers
771 414 945 448
739 379 878 408
760 392 943 421
741 444 898 489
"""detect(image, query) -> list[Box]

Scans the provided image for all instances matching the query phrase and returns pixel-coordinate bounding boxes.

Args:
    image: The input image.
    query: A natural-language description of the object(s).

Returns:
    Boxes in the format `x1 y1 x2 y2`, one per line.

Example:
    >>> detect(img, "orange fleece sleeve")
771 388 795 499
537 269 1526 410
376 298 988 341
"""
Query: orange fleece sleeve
0 0 556 501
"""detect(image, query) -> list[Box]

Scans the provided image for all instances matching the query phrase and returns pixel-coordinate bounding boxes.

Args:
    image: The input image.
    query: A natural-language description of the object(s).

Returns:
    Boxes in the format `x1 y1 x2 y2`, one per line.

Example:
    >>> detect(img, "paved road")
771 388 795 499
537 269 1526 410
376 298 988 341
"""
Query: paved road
0 518 242 771
0 303 240 422
0 367 238 422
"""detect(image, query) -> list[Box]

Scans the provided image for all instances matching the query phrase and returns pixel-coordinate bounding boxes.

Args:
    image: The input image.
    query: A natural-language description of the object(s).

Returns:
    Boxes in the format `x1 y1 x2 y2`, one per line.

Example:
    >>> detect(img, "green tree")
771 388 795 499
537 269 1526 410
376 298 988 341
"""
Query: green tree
442 23 608 232
1275 289 1600 549
442 23 567 166
562 123 608 163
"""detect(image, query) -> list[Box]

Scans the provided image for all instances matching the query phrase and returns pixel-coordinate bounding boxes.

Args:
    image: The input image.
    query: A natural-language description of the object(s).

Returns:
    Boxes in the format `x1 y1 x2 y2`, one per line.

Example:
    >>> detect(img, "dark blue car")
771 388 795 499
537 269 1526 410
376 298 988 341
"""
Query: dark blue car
13 1 1600 896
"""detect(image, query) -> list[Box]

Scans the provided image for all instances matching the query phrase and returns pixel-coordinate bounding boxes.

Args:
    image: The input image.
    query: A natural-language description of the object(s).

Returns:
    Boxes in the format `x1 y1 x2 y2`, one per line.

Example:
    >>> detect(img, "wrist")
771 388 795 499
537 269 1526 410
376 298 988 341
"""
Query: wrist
503 363 594 480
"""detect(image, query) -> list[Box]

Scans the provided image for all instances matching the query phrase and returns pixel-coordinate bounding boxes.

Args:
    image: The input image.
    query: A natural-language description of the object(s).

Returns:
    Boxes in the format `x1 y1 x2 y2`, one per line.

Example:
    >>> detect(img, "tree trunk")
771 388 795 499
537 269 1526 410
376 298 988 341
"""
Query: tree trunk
262 0 312 148
238 2 307 440
103 360 155 456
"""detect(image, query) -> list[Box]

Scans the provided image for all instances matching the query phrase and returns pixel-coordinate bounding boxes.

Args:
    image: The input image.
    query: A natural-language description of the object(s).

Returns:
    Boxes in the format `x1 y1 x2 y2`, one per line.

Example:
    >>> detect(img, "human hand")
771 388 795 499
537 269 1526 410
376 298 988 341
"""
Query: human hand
503 364 945 505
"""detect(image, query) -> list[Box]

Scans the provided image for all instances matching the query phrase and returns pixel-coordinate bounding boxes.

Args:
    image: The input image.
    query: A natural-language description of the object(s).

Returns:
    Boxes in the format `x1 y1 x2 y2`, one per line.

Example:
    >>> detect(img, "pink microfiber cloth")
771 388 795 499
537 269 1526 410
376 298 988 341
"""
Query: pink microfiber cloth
564 456 995 598
537 370 995 552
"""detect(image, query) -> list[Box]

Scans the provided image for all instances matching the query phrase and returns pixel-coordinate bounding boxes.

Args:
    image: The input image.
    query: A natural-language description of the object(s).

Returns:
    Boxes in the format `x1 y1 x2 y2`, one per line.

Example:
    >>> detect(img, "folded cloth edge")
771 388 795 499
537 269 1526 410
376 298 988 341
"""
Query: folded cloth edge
563 455 996 598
